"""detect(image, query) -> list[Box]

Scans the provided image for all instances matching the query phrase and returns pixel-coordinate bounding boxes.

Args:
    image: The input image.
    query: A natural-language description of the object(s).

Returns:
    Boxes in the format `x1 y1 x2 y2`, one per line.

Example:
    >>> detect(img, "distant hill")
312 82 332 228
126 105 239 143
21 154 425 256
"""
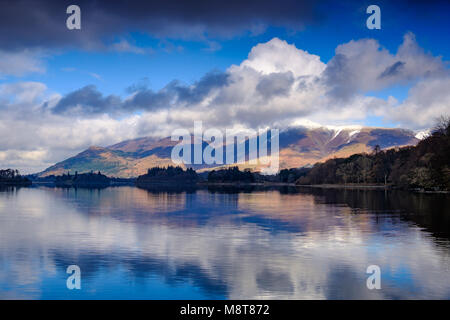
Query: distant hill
37 126 419 178
38 145 178 178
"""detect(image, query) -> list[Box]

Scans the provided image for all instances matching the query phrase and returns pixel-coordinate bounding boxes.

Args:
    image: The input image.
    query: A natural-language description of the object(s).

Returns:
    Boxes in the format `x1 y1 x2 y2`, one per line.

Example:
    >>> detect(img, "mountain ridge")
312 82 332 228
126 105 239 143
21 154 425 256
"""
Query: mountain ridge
37 126 419 178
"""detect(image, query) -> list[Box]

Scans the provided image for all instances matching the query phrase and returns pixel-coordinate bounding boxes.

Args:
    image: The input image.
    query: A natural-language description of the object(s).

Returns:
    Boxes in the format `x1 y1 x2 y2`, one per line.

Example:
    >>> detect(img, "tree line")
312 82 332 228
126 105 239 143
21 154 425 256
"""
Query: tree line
136 166 198 185
55 170 110 187
0 169 31 185
208 167 255 183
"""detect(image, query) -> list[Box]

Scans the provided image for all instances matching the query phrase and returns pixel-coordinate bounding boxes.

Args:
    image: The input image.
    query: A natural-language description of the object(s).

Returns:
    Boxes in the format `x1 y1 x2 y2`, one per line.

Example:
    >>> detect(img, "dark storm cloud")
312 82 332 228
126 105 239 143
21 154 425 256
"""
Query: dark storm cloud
379 61 405 78
165 71 230 104
321 53 354 99
51 85 121 115
2 0 449 51
0 0 323 50
256 72 294 99
51 71 229 116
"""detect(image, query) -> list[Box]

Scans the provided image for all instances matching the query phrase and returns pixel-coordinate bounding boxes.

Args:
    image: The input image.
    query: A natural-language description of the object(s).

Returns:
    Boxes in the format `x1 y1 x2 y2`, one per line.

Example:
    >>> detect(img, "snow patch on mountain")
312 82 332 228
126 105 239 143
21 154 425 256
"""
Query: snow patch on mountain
415 130 430 140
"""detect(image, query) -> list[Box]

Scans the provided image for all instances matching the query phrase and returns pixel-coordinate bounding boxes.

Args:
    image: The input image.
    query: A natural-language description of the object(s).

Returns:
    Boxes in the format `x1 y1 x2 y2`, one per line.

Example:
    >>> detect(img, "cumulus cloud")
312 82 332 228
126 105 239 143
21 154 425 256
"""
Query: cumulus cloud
240 38 326 76
256 72 295 99
386 77 450 128
0 35 449 173
323 33 447 99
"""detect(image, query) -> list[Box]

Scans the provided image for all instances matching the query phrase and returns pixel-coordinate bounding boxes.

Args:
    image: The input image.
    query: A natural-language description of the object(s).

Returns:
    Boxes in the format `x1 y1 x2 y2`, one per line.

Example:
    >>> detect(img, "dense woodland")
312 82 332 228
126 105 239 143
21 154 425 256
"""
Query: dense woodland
207 167 255 183
136 166 198 184
55 171 110 187
296 118 450 191
206 167 309 183
276 168 310 183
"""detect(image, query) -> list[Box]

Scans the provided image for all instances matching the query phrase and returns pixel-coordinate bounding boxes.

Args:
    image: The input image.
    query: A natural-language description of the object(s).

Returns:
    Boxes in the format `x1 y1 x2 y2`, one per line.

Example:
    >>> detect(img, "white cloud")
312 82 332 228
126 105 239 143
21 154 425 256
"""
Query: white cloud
386 77 450 128
110 39 148 54
89 72 102 80
0 81 47 104
324 33 447 98
240 38 326 76
0 50 45 77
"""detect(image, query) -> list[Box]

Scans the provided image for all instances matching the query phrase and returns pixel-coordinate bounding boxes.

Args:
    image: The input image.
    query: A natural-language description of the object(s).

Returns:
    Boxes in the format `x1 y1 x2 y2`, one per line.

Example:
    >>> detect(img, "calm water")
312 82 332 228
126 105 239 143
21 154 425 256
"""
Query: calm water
0 185 449 299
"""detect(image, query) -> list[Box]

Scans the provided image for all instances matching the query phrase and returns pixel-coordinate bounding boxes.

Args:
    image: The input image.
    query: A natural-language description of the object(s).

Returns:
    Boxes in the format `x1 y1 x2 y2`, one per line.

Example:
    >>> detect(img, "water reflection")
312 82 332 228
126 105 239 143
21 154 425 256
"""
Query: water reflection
0 186 449 299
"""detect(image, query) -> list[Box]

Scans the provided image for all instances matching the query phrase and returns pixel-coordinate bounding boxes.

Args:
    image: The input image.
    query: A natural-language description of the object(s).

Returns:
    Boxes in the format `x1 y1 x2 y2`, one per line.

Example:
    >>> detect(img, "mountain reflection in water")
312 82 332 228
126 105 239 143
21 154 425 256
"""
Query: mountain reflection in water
0 185 449 299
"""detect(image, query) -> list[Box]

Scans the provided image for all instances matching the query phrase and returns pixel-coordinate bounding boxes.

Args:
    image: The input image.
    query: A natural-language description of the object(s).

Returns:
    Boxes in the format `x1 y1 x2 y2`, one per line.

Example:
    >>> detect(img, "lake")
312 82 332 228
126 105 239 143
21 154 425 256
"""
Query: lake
0 185 449 299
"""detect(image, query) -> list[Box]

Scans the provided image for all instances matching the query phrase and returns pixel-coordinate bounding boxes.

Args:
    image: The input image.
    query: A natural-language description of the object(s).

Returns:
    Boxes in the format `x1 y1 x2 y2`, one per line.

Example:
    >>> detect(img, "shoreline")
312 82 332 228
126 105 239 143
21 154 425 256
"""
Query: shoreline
23 181 450 194
198 182 297 186
0 181 32 187
296 183 390 189
295 183 449 193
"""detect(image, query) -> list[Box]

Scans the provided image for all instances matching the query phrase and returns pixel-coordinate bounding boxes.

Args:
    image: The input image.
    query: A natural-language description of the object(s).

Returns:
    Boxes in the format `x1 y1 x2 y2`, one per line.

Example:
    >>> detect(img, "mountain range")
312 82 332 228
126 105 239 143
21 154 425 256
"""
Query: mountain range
37 126 420 178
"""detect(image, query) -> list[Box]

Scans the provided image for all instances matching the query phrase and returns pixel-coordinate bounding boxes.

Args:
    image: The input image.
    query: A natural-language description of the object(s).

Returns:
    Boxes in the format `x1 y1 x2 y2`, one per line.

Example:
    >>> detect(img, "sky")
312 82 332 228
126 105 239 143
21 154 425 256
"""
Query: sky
0 0 449 173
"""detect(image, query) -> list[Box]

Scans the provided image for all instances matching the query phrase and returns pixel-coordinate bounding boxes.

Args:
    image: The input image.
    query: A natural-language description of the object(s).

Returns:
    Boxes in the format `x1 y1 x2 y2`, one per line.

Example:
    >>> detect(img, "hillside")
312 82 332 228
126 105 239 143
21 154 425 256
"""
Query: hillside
39 145 182 178
37 126 419 178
